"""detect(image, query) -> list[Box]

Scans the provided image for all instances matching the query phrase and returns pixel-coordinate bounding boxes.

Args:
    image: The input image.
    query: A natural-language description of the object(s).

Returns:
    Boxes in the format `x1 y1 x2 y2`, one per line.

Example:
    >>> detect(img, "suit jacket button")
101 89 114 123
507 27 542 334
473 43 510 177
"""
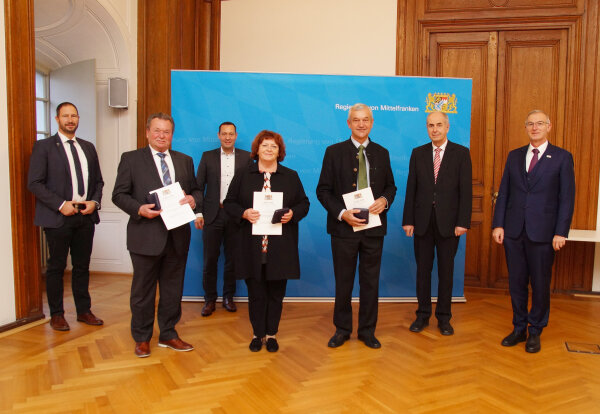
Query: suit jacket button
353 168 357 172
352 183 356 187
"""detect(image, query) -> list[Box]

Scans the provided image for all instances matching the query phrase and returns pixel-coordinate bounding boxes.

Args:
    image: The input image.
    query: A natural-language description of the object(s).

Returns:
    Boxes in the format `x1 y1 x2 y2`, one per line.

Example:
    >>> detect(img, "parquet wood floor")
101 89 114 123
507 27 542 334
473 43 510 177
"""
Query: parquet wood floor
1 273 599 413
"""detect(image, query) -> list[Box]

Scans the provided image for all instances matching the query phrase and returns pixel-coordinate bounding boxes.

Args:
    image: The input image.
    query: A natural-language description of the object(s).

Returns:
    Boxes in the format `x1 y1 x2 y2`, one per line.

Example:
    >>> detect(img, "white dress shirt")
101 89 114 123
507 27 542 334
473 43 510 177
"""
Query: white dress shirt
220 148 236 203
150 146 176 184
526 140 548 171
58 131 89 202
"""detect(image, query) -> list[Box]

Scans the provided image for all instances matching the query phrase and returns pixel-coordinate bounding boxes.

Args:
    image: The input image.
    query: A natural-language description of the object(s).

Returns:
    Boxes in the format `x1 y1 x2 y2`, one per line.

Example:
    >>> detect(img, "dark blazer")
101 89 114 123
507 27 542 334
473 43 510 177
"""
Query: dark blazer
112 146 202 256
492 143 575 242
196 147 251 225
316 138 396 238
402 140 472 238
27 134 103 228
223 162 310 281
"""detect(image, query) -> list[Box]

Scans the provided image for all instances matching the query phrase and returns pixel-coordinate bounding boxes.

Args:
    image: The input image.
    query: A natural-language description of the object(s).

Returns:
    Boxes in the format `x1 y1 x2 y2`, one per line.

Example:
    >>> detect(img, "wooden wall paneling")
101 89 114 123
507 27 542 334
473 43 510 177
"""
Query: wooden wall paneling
568 1 600 230
428 32 498 287
138 0 219 147
423 0 584 15
3 0 44 325
489 29 569 288
401 0 597 291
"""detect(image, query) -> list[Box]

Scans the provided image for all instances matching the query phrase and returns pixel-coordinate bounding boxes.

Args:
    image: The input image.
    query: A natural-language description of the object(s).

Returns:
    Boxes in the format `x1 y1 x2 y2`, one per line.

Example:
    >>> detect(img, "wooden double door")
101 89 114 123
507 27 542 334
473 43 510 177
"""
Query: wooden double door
428 29 570 289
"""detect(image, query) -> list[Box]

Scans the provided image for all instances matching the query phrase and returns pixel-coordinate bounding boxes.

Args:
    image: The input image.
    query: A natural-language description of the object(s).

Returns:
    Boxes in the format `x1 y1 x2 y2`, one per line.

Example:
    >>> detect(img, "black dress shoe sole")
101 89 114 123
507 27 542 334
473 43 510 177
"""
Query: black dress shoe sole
358 336 381 349
327 335 350 348
409 321 429 333
501 333 527 347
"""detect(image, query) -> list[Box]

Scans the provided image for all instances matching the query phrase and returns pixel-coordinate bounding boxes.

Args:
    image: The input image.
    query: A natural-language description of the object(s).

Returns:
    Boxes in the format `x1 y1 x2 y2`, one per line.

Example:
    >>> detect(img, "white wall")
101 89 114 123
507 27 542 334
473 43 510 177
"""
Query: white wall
35 0 138 274
0 0 17 325
220 0 398 76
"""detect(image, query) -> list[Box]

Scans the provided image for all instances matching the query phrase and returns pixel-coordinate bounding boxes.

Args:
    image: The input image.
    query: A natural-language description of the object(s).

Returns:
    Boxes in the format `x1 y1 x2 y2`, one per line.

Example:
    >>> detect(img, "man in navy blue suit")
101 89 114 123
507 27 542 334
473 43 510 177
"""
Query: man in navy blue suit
28 102 104 331
492 109 575 353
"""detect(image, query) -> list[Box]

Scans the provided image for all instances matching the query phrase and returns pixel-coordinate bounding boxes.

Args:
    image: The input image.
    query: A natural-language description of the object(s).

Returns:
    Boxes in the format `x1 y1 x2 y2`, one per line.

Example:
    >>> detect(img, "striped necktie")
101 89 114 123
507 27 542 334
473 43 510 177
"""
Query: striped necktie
157 153 172 185
433 147 441 184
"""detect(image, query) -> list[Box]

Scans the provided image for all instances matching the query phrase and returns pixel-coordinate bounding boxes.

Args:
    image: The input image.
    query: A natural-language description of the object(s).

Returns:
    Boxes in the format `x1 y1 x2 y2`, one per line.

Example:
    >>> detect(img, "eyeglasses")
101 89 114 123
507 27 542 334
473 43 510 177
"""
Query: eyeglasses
525 121 549 128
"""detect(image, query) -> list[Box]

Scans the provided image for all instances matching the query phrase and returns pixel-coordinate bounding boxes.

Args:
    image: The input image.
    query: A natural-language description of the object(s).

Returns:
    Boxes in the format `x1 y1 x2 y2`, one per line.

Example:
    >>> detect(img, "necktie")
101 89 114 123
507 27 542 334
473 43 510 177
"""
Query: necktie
433 147 441 184
67 140 85 197
358 145 368 189
528 148 539 173
262 172 271 254
157 153 172 185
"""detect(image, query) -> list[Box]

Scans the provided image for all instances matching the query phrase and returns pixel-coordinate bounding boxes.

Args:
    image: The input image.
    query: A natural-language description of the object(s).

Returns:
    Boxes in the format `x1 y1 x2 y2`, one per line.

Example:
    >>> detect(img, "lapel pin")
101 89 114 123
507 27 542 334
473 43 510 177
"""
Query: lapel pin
546 155 551 158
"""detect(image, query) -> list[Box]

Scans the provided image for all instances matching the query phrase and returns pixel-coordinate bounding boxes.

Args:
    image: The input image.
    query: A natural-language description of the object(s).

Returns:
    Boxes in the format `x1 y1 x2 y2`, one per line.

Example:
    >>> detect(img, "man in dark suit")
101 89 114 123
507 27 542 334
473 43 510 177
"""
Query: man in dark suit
112 113 202 358
317 103 396 349
402 111 472 336
492 109 575 353
194 122 251 316
27 101 104 331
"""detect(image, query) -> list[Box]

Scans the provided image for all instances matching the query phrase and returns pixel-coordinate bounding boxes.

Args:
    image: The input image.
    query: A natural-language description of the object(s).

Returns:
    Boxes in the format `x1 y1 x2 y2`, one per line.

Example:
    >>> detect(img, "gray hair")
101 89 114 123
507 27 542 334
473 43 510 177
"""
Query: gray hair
525 109 550 125
347 103 373 121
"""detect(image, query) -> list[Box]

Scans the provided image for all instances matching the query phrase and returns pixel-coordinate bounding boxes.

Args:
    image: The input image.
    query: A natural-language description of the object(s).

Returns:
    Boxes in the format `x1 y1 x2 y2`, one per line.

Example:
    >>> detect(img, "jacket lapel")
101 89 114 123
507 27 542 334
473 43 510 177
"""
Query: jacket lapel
436 141 454 185
144 146 164 188
53 134 74 193
517 145 528 189
527 143 554 189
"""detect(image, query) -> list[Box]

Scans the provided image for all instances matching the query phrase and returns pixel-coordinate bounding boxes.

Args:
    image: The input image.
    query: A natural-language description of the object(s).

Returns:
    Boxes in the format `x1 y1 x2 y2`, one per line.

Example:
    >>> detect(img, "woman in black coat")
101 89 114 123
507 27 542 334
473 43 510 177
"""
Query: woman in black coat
224 130 309 352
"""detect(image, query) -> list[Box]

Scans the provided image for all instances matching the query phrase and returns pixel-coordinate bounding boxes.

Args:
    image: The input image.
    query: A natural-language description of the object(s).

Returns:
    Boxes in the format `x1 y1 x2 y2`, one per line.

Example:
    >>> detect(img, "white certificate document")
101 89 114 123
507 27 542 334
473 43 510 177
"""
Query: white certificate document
342 187 382 232
252 191 283 235
150 182 196 230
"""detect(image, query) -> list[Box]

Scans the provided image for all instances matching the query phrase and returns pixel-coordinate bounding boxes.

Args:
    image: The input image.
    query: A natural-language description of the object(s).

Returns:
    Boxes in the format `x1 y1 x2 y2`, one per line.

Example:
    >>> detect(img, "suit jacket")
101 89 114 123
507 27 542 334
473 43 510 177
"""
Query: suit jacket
112 146 202 256
316 138 396 238
492 142 575 243
27 134 103 228
402 140 472 238
196 147 251 225
223 162 310 280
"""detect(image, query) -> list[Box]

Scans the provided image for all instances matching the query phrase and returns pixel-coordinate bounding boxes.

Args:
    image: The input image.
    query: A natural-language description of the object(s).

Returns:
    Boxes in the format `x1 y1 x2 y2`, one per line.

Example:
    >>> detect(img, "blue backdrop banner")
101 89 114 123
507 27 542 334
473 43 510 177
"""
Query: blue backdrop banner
171 71 472 299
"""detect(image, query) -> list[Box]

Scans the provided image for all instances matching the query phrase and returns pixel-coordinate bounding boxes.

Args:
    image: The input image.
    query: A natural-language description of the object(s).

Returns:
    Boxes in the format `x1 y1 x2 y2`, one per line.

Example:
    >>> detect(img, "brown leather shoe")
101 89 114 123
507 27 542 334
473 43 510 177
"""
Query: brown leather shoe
223 297 237 312
201 300 216 316
50 314 70 331
134 341 151 358
158 337 194 352
77 311 104 326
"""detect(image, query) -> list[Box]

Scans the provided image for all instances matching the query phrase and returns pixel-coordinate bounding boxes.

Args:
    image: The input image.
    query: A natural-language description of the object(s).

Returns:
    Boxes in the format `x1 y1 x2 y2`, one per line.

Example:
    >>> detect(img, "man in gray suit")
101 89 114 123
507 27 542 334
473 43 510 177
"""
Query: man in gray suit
112 113 202 358
195 122 251 316
28 102 104 332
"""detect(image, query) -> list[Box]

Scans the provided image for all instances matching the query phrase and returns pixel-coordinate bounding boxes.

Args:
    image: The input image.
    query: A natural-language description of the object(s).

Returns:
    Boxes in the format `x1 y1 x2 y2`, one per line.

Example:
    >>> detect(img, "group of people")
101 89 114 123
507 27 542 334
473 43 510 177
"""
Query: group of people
27 101 575 358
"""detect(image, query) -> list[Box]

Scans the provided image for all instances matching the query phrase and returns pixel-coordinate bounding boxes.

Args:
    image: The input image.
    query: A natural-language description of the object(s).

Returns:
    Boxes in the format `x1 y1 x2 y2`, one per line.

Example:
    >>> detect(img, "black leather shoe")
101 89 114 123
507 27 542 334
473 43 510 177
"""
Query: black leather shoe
409 318 429 333
201 300 216 317
249 337 263 352
358 334 381 349
501 330 527 347
266 337 279 352
438 321 454 336
327 332 350 348
526 334 541 353
223 297 237 312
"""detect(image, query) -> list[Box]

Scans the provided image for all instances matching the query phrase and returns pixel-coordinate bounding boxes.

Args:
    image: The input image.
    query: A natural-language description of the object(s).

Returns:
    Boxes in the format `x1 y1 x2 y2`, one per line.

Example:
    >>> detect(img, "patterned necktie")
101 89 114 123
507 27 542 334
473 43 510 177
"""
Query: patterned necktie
261 172 271 254
67 140 85 197
358 145 367 189
528 148 539 173
433 147 442 184
157 153 172 185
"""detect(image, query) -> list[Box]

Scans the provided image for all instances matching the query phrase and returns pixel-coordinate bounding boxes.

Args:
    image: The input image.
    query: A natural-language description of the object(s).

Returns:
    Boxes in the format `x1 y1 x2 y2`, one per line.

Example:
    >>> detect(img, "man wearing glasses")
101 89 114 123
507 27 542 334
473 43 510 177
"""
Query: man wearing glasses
492 110 575 353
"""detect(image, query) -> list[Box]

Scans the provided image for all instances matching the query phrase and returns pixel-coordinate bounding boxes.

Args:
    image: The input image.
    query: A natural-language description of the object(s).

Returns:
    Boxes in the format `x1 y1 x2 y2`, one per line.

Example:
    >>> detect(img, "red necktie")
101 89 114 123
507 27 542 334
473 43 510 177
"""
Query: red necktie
528 148 539 173
433 147 441 184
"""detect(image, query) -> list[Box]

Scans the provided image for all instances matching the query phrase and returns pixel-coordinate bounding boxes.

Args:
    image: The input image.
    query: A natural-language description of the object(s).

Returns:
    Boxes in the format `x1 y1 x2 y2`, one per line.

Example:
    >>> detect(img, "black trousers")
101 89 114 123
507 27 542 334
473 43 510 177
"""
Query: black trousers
503 230 555 335
331 235 383 337
129 234 188 342
414 210 459 322
44 214 95 316
245 270 287 337
202 208 237 301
